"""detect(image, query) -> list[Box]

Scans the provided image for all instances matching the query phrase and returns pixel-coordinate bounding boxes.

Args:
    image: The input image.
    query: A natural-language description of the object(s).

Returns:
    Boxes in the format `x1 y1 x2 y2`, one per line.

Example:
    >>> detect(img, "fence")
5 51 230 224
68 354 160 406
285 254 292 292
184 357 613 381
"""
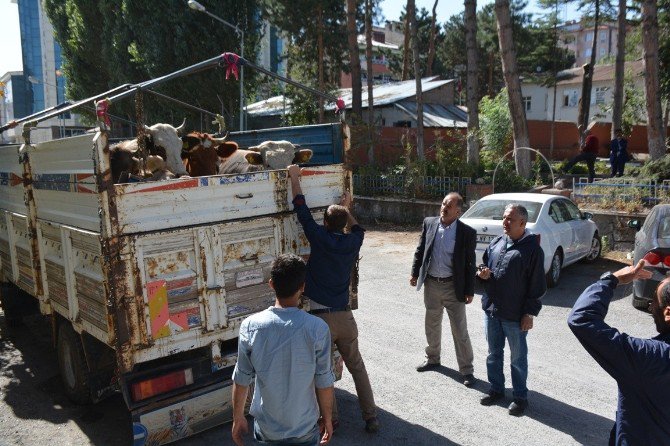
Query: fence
353 174 471 200
573 177 670 206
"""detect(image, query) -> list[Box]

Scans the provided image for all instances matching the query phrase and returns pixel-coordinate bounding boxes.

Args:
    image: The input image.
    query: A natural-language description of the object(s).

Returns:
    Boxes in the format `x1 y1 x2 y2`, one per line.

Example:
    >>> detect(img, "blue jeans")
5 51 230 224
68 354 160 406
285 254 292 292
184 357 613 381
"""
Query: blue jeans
254 421 320 445
484 312 529 400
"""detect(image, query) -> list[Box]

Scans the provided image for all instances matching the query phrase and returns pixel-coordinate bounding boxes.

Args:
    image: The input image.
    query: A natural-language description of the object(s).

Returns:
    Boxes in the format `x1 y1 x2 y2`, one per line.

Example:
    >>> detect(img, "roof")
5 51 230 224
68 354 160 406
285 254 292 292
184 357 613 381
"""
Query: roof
357 34 399 50
524 59 646 86
395 101 467 128
246 77 456 117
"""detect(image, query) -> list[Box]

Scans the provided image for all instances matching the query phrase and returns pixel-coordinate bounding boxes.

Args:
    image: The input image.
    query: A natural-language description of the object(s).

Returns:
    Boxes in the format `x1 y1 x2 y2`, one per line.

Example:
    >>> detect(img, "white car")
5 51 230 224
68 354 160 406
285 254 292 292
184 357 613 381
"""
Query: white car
460 193 601 287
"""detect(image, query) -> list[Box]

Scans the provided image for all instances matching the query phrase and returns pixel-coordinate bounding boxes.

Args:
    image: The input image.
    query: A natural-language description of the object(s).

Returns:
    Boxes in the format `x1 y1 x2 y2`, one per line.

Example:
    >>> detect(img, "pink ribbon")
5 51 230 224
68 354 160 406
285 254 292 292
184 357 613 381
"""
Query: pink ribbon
96 99 111 126
222 52 241 80
335 97 345 115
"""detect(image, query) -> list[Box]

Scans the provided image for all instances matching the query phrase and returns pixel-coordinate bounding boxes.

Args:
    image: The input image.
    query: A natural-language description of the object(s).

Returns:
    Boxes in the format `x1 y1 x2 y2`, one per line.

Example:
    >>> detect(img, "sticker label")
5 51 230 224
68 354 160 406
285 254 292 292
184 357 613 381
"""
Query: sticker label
236 268 264 288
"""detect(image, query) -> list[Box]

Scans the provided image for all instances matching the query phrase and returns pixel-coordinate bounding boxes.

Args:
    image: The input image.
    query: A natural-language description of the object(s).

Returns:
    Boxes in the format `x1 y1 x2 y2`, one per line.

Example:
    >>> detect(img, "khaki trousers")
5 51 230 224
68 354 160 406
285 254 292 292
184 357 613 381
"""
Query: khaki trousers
423 278 474 375
316 310 377 421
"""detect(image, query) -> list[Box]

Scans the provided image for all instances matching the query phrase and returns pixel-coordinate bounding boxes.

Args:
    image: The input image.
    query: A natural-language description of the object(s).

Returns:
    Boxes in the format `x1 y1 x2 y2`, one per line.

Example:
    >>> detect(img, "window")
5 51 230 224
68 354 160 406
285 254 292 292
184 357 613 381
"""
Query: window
563 200 583 221
461 200 543 223
600 31 607 42
599 47 606 57
585 48 592 57
393 120 411 128
595 86 608 105
585 32 593 42
523 96 532 111
563 89 578 107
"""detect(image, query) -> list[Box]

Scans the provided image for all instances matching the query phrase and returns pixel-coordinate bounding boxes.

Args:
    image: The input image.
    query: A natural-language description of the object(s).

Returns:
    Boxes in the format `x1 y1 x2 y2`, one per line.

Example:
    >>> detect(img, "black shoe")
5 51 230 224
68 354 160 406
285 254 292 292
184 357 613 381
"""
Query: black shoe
480 391 504 406
462 374 476 387
508 399 528 416
365 417 380 433
416 360 440 372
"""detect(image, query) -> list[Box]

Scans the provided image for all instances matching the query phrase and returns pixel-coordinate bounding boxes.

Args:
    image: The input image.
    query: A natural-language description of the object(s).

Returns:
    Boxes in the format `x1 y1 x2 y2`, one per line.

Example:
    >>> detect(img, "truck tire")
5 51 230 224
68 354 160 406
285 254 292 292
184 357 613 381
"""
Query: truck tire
57 323 92 405
0 282 23 327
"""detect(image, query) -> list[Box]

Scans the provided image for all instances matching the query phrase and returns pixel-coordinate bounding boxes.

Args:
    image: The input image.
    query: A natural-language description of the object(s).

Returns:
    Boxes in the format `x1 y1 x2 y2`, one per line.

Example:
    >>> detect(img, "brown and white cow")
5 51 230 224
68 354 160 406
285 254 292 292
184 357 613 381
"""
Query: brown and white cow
110 120 188 183
181 132 228 177
218 140 313 174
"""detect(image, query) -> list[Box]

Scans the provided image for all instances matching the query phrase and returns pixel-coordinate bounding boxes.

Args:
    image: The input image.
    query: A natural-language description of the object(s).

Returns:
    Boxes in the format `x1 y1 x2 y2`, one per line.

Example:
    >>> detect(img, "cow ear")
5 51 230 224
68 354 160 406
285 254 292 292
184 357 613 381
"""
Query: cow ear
293 149 313 164
216 142 239 158
245 152 264 165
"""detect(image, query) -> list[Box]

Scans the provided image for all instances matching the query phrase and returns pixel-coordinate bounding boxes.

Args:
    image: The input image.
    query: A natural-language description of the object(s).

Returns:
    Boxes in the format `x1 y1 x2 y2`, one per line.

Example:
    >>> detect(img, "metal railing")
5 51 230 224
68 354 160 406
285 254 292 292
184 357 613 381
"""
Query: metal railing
573 177 670 205
353 174 471 199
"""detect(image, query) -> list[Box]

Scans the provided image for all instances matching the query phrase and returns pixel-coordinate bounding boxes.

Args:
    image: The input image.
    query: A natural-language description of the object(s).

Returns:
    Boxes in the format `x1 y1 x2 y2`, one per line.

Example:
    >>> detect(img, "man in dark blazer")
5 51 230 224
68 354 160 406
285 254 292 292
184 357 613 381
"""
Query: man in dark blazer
410 192 477 386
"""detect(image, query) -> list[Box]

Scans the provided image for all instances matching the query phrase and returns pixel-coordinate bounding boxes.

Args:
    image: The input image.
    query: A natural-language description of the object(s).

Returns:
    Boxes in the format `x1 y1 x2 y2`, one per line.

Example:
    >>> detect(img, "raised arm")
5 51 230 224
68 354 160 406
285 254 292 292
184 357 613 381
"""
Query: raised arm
288 164 303 199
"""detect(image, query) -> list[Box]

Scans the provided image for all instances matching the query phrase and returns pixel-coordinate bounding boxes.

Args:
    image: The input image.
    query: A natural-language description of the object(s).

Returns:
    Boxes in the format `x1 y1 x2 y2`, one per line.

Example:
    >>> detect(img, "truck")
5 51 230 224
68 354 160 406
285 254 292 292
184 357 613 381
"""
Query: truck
0 55 353 446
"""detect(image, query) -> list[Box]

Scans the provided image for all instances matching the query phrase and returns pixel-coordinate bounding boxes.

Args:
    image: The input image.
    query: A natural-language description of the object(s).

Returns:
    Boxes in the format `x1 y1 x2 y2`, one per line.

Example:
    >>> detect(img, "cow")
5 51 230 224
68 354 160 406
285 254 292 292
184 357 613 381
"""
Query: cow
181 132 228 177
145 155 176 181
218 140 313 174
109 120 188 183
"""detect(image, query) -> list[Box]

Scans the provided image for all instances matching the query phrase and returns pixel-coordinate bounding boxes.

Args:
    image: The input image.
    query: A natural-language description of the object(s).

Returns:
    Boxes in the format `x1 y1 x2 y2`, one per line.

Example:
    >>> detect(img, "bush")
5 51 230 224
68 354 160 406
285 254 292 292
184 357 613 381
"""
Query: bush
639 155 670 182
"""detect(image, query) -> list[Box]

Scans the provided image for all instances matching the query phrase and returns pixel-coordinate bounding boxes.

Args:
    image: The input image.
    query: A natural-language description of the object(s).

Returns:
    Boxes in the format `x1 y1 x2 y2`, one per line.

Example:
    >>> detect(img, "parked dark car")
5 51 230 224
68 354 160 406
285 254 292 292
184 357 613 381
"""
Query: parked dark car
628 204 670 311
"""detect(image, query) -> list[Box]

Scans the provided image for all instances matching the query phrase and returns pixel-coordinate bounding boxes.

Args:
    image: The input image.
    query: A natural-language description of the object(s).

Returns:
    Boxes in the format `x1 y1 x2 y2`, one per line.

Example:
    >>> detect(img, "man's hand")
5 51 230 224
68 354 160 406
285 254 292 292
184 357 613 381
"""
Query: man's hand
339 191 352 207
288 164 301 179
465 295 474 304
231 416 248 446
613 259 652 285
318 417 333 444
476 266 491 280
410 276 418 287
520 314 534 331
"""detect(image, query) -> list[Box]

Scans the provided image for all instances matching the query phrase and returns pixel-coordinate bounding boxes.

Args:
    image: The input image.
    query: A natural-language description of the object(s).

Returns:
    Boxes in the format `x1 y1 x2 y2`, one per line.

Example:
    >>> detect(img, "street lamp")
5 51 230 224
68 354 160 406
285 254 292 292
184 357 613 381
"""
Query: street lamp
187 0 245 131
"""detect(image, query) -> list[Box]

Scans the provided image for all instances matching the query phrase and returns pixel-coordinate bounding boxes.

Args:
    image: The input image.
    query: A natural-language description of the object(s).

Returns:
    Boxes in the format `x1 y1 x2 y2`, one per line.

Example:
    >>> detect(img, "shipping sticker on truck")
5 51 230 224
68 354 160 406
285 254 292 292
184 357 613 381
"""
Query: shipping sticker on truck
235 268 263 288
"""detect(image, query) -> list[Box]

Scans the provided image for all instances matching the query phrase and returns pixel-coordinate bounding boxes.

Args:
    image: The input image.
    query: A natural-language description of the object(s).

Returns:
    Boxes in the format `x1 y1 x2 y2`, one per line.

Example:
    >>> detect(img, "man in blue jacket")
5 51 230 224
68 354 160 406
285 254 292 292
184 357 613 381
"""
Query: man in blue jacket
287 164 379 434
568 260 670 445
476 204 546 416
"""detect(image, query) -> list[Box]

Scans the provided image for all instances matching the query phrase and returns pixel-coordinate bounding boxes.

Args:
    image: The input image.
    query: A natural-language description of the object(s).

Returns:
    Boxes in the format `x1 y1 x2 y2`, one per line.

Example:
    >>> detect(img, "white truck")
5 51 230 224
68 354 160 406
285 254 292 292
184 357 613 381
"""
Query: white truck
0 108 353 444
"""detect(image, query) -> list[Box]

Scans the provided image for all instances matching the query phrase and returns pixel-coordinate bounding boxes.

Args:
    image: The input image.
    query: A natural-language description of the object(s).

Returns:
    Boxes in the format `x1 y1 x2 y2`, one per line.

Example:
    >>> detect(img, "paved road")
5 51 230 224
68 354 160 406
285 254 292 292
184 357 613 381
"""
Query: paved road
0 227 655 445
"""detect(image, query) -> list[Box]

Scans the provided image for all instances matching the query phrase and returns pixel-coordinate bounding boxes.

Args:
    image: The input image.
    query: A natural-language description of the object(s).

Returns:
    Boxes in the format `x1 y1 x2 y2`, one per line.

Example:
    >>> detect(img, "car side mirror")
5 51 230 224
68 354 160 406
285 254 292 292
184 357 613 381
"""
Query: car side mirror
627 219 641 231
582 212 593 220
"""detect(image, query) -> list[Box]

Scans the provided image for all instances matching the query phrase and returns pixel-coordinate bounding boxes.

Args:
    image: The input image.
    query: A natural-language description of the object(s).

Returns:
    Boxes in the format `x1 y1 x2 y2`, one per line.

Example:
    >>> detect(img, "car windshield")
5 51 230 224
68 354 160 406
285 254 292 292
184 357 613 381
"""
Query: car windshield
462 200 542 223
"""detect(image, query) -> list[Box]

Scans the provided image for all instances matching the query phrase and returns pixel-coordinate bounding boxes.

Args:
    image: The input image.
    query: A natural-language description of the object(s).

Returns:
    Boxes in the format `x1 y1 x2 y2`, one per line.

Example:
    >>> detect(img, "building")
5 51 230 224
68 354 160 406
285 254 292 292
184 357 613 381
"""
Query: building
246 76 466 130
15 0 84 142
340 23 402 89
558 19 638 67
0 71 32 144
521 59 645 124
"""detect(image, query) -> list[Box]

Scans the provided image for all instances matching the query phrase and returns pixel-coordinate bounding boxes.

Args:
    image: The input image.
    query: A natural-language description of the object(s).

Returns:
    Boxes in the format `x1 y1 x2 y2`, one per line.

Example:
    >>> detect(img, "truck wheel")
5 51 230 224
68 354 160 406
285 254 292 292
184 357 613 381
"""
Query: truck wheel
57 323 92 405
0 282 23 327
546 250 562 288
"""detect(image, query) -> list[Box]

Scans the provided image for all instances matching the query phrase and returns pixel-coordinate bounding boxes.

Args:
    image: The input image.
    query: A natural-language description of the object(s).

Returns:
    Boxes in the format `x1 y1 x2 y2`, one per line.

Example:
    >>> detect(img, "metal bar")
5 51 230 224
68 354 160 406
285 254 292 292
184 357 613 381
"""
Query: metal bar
245 60 340 103
106 55 225 105
1 84 133 134
143 89 218 118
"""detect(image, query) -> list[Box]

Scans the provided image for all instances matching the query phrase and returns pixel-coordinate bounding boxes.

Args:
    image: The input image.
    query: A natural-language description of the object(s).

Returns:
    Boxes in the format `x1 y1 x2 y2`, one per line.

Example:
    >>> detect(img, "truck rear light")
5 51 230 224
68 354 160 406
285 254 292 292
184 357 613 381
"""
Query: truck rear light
131 368 194 402
642 251 670 268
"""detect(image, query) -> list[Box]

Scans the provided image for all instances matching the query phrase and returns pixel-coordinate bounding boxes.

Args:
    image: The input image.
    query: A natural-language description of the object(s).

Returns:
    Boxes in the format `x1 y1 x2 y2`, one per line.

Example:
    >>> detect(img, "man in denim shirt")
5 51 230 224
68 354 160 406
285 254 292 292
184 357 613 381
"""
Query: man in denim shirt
569 260 670 445
231 254 334 445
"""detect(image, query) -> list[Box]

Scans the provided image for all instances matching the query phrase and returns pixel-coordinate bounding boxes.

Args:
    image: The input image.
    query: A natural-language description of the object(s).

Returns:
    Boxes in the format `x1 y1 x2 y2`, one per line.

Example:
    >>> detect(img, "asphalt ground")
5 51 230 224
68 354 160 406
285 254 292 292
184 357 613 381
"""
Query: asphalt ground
0 226 655 446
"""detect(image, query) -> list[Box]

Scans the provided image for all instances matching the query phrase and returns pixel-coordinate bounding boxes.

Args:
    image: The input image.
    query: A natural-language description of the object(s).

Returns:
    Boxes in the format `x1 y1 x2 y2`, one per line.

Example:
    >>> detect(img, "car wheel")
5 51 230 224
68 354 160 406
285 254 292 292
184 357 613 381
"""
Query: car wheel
583 234 602 263
546 249 562 288
57 323 92 405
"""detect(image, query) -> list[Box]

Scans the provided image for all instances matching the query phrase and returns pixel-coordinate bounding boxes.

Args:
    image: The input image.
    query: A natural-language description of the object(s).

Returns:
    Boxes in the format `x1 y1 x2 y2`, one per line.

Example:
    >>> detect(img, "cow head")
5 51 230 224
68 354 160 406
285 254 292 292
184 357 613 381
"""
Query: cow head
247 140 313 170
139 119 188 176
180 131 227 177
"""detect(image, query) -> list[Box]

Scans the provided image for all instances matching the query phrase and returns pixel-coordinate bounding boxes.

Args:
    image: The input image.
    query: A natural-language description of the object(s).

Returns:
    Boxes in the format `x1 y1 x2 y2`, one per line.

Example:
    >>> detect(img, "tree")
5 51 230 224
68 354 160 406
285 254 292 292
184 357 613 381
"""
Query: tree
641 0 666 159
346 0 362 120
44 0 263 130
576 0 602 145
611 0 627 138
365 0 375 162
494 0 531 177
426 1 439 77
464 0 480 166
407 0 425 159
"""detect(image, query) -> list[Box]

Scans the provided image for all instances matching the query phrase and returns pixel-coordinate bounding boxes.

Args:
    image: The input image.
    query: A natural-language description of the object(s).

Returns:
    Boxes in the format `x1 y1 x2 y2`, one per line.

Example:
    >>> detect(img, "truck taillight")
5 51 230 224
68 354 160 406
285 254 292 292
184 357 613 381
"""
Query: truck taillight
643 251 670 268
131 368 194 402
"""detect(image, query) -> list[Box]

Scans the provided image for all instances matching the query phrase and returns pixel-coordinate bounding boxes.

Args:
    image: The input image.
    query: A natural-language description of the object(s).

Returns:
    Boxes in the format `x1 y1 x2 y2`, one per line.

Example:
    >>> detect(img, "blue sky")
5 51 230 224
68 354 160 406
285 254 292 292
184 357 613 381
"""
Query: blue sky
0 0 579 77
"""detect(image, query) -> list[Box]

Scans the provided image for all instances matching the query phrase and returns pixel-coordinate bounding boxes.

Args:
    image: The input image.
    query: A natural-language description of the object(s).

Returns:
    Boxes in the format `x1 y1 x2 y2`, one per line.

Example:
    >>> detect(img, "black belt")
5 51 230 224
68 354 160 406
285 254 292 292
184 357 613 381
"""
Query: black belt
309 305 351 315
427 274 453 283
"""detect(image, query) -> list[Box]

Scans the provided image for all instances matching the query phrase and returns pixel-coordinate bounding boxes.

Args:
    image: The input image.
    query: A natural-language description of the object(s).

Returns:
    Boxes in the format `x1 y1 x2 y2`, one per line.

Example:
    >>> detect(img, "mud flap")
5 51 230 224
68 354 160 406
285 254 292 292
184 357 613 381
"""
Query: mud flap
131 379 233 446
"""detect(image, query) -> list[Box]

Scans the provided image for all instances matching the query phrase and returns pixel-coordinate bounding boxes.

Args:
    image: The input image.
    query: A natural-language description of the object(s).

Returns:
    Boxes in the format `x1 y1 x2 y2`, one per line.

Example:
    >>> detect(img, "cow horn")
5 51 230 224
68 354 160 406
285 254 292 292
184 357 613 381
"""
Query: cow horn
211 132 229 144
175 118 187 135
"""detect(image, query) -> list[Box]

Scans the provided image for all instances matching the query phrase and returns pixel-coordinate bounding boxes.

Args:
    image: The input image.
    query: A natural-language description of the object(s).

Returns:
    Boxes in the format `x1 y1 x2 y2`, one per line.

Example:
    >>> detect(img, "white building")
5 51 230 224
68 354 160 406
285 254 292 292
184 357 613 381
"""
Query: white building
521 59 645 123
